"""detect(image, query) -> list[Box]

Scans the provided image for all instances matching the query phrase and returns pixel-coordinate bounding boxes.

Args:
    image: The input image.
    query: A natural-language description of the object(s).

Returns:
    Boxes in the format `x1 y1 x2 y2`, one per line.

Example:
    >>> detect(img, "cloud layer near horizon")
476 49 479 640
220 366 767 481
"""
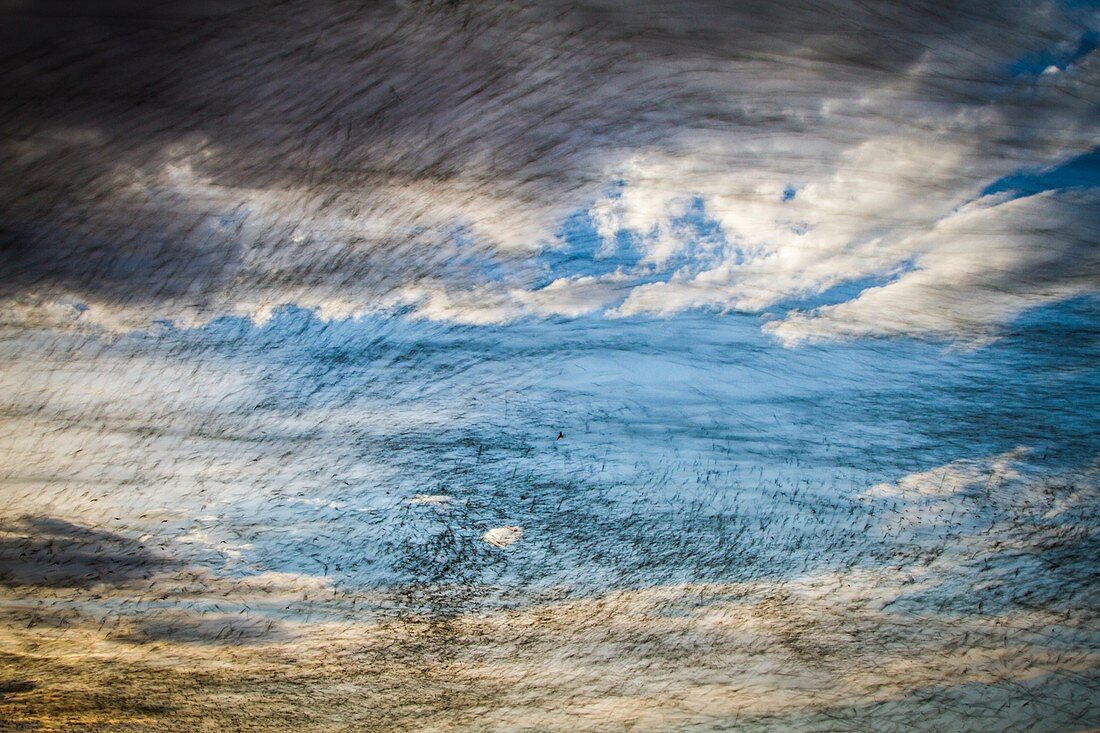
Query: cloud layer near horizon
2 447 1097 731
0 0 1097 342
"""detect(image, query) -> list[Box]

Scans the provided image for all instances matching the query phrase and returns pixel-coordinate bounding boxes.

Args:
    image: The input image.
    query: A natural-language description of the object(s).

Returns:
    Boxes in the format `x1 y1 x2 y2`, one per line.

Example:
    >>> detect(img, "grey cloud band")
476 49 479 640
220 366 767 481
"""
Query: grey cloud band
0 0 1096 341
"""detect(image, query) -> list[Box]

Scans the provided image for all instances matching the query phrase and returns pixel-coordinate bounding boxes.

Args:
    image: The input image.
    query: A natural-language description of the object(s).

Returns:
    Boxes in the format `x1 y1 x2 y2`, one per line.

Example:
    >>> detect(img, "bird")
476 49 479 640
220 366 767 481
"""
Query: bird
556 431 564 440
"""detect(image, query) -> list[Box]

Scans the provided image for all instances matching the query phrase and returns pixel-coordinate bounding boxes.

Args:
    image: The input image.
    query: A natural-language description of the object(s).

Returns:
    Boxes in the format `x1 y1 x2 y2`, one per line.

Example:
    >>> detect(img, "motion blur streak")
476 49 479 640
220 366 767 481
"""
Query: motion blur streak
0 1 1098 731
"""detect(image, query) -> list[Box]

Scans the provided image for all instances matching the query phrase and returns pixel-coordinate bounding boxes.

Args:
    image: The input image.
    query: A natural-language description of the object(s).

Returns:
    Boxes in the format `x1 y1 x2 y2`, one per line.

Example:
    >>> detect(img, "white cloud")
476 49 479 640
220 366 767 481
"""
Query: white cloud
510 272 629 318
481 526 523 548
768 189 1100 344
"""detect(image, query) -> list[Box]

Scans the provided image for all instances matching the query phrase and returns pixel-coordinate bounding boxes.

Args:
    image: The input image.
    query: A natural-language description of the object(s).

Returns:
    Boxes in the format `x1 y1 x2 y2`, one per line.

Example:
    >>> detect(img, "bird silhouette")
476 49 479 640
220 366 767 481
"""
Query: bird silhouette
556 431 564 440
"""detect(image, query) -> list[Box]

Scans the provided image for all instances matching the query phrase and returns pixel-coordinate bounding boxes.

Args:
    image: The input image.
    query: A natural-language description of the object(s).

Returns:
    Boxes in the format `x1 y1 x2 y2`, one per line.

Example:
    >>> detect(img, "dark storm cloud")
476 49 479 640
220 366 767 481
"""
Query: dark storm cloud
0 0 1096 337
113 609 290 644
0 515 178 588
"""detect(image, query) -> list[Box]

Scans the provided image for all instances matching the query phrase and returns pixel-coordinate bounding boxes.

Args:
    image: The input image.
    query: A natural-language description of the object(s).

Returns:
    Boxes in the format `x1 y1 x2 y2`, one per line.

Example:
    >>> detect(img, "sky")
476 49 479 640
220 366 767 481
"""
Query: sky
0 1 1098 731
